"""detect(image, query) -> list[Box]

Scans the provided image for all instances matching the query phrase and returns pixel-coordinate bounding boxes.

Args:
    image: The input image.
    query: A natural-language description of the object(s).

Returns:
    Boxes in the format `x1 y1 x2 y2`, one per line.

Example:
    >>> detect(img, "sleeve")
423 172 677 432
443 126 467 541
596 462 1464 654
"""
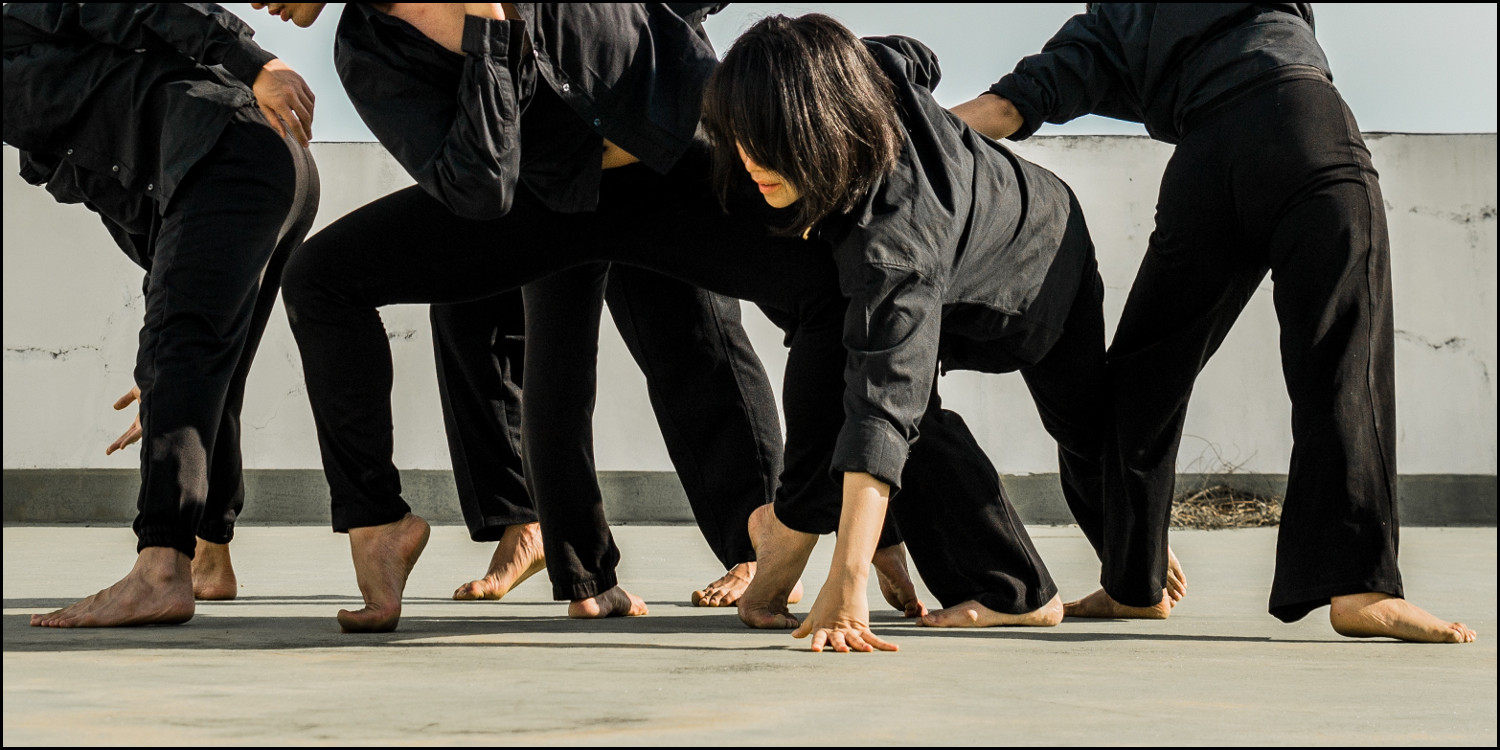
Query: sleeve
987 6 1138 140
59 3 276 88
863 35 942 91
340 14 527 220
831 260 944 491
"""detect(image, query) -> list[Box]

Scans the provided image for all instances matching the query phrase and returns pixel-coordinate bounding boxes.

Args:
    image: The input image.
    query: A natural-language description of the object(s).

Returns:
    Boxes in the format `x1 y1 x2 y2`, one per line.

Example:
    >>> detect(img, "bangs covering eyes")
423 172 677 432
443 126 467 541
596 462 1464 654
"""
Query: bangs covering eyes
703 13 902 236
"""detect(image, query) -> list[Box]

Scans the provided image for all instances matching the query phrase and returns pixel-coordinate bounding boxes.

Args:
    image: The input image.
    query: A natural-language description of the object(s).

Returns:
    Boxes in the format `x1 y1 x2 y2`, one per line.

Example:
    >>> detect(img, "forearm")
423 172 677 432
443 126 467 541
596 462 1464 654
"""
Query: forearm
950 93 1025 141
828 472 891 581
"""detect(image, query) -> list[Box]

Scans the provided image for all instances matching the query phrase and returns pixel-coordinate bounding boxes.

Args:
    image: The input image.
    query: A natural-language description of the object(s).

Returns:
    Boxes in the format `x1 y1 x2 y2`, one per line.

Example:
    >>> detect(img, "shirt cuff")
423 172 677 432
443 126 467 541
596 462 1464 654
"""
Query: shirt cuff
221 42 277 90
460 14 526 64
831 417 912 492
987 76 1045 141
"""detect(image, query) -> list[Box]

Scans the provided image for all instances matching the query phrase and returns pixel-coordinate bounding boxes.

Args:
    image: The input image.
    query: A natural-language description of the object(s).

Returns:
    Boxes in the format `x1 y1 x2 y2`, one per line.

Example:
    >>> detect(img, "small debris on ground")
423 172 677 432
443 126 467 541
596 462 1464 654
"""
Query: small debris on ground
1171 484 1282 529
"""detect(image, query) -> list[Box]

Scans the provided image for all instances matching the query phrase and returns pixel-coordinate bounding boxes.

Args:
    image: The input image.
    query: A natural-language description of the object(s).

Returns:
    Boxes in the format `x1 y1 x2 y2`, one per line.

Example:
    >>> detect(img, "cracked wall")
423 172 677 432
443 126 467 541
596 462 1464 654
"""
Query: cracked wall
4 135 1495 475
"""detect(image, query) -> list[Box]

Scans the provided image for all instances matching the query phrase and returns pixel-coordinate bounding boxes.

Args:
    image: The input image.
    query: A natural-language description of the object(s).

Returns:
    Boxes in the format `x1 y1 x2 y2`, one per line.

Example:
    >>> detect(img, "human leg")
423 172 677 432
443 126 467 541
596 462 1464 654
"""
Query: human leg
1091 128 1270 614
35 119 299 627
282 183 578 630
430 296 546 601
1236 79 1471 640
602 266 783 606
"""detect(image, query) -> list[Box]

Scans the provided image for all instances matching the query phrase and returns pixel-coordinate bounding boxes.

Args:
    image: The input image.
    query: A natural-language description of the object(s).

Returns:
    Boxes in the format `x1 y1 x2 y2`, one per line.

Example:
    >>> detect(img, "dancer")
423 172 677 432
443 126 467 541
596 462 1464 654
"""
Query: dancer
951 3 1474 642
705 14 1130 650
7 2 320 627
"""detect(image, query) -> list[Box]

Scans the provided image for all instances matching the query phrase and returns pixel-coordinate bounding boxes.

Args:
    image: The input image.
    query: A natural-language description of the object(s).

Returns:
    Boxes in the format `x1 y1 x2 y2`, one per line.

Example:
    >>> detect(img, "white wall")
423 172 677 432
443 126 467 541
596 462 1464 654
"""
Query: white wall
4 134 1495 476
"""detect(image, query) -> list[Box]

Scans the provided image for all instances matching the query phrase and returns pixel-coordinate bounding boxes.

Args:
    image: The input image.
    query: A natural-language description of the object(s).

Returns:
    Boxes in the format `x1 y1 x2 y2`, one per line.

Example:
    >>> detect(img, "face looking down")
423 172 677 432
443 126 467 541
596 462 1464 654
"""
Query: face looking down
737 142 802 209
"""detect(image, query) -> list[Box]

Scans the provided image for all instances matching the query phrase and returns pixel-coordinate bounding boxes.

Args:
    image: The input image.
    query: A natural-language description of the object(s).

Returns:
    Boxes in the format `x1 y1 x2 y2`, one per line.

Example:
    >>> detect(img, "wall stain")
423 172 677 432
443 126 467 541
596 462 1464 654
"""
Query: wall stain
3 344 101 361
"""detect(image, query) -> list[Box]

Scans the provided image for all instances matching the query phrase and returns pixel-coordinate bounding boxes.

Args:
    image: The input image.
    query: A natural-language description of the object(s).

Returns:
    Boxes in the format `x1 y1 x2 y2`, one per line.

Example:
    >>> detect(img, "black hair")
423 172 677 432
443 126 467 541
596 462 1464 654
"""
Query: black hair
702 13 902 235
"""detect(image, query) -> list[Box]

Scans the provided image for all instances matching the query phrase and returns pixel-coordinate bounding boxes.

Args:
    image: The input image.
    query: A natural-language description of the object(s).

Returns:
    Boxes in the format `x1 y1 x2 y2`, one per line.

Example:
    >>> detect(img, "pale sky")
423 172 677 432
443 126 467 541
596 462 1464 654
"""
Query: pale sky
225 2 1499 142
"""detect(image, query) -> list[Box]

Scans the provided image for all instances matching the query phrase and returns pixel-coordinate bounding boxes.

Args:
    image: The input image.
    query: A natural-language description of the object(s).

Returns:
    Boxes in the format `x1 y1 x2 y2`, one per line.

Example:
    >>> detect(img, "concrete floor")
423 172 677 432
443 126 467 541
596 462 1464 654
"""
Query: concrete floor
3 524 1496 746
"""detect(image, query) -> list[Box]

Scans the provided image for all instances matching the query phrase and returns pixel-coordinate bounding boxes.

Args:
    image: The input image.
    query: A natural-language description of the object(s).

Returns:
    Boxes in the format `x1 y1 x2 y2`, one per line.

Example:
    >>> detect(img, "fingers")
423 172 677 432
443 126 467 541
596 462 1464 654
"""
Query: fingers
259 103 290 141
799 626 895 653
863 630 899 652
112 387 139 411
105 421 141 456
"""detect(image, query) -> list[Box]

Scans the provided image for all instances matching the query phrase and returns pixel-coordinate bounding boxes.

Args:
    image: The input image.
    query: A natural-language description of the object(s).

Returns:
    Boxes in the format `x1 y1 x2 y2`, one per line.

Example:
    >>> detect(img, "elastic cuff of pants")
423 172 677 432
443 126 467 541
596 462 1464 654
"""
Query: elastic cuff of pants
971 581 1059 616
195 523 235 546
332 502 413 534
469 514 540 543
136 528 196 560
552 573 618 603
1269 578 1406 624
772 498 835 536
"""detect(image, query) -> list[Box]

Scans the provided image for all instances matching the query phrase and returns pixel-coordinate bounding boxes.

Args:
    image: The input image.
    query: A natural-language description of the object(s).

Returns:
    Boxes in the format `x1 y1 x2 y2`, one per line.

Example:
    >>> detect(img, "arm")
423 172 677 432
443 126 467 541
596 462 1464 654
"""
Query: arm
790 260 943 652
339 7 528 219
949 93 1025 141
982 7 1136 141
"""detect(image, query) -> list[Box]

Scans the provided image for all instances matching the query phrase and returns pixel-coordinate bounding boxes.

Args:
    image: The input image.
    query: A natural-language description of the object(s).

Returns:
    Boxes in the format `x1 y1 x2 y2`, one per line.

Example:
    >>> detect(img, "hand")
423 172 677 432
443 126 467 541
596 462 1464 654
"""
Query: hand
105 387 142 456
252 58 315 147
791 573 897 653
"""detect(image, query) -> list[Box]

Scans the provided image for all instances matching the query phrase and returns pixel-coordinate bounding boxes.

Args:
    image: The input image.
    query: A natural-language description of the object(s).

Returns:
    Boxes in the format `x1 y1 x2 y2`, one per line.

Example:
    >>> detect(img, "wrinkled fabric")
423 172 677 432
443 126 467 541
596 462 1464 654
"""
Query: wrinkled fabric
819 37 1089 489
990 3 1327 143
334 3 724 218
3 3 273 238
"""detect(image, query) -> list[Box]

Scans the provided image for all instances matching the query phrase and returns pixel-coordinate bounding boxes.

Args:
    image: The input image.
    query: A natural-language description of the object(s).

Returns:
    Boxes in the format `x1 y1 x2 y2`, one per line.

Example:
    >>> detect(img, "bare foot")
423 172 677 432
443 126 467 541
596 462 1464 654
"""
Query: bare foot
738 504 817 629
30 547 194 628
871 543 927 617
690 562 805 607
568 586 649 618
453 522 546 601
1329 592 1477 643
192 538 238 601
1166 547 1187 605
338 514 431 633
1063 587 1171 619
921 594 1063 627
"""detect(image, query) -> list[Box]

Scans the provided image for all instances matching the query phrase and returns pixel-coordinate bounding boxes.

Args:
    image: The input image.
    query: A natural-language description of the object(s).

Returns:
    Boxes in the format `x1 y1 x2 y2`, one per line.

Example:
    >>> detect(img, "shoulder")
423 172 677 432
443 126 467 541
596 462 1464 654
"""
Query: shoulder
861 35 941 92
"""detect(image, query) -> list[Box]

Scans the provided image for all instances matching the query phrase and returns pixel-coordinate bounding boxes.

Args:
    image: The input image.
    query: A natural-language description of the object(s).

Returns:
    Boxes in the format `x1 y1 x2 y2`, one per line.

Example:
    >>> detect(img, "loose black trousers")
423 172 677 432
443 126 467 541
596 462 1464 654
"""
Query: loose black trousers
428 269 776 574
1101 76 1402 621
133 114 319 557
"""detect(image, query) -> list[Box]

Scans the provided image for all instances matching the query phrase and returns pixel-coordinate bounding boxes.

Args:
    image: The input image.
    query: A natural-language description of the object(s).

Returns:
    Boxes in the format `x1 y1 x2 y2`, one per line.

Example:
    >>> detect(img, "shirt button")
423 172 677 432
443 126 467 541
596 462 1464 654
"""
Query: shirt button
146 184 154 191
593 118 601 126
65 148 74 155
111 165 120 172
560 83 570 93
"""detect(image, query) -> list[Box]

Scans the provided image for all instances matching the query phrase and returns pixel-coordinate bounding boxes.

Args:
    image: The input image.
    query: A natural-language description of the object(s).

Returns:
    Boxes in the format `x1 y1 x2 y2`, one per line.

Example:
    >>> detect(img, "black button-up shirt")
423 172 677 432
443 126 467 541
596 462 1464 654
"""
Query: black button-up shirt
333 3 725 219
990 3 1329 144
821 37 1089 490
3 3 275 253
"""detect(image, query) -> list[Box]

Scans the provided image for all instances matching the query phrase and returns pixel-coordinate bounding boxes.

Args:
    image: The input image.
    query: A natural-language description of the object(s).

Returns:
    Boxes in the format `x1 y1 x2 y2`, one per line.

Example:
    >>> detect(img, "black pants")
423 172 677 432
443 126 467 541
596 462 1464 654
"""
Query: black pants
132 114 319 557
1102 75 1401 621
428 269 776 572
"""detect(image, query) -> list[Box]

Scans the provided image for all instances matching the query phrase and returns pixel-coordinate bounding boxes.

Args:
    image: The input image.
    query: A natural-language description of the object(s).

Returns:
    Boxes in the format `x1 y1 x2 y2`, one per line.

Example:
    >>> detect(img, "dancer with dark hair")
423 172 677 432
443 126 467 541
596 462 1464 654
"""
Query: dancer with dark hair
6 2 320 627
702 13 1133 651
950 3 1474 642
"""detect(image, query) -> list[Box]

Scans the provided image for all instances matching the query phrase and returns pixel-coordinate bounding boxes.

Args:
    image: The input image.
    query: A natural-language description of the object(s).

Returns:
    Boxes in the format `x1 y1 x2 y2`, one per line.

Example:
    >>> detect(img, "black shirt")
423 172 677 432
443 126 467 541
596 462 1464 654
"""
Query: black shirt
821 37 1088 490
2 3 275 246
333 3 725 219
991 3 1329 144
